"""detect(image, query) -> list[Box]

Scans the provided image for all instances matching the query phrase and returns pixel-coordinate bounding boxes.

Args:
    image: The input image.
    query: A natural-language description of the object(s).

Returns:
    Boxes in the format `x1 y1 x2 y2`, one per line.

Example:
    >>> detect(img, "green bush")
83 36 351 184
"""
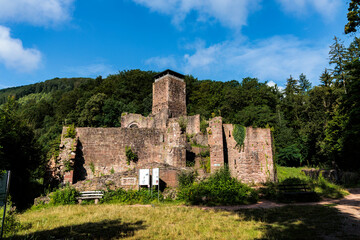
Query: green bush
102 188 162 204
49 186 79 205
64 124 76 138
200 157 210 173
178 167 258 206
125 146 138 165
0 200 21 238
199 150 210 158
178 170 197 188
177 116 188 133
200 119 209 134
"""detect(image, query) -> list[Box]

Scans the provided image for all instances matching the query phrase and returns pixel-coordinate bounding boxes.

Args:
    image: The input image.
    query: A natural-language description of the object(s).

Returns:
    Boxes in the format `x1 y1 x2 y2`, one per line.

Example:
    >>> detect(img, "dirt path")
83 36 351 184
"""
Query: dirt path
201 188 360 211
200 188 360 239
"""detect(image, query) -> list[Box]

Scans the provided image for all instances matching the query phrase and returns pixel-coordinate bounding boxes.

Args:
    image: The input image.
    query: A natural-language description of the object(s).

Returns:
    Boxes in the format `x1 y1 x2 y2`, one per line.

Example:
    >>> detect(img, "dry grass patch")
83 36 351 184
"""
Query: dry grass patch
15 204 263 239
11 203 356 239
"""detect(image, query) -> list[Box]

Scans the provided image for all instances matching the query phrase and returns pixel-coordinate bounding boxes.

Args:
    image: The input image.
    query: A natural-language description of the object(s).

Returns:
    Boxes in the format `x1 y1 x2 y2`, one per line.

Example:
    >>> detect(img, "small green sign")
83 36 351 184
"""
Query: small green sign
0 171 9 206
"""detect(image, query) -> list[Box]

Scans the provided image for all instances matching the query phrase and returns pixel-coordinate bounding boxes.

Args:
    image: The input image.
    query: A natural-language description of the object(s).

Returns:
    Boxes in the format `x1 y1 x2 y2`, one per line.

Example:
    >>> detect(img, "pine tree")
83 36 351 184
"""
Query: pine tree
329 37 347 93
298 73 312 93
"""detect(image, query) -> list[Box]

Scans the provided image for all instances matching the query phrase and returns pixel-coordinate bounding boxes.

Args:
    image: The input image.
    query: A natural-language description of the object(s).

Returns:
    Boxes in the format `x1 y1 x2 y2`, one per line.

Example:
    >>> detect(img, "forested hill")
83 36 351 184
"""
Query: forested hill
0 77 93 105
1 36 360 208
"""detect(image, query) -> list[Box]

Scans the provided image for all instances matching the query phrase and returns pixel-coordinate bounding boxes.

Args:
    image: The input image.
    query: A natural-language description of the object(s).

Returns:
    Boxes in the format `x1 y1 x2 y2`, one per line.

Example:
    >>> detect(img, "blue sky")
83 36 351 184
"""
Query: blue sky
0 0 353 89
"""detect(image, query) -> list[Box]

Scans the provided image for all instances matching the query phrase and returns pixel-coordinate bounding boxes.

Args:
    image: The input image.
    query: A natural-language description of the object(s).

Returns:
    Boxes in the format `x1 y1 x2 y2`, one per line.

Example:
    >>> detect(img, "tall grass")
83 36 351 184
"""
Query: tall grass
276 166 348 199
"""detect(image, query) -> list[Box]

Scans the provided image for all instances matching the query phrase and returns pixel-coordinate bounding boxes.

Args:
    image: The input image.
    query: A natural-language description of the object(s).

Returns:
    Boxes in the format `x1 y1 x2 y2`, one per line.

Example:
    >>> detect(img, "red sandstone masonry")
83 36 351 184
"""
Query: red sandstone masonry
186 114 200 134
75 124 186 179
208 117 225 172
152 74 186 118
53 70 276 187
223 125 276 183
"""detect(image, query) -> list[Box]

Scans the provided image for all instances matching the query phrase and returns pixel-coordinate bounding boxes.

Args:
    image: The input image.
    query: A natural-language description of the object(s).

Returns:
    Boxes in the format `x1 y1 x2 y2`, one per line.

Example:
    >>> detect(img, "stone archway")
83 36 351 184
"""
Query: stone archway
128 122 139 128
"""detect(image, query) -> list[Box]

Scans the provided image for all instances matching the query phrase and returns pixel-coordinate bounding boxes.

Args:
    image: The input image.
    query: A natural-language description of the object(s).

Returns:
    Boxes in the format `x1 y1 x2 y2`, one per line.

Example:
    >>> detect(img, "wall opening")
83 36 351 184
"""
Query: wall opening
128 122 139 128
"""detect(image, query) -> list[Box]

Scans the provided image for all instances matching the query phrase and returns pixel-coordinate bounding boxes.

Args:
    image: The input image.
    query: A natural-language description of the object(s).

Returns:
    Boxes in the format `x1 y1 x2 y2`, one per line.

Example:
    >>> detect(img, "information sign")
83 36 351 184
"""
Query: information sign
152 168 159 186
139 169 150 186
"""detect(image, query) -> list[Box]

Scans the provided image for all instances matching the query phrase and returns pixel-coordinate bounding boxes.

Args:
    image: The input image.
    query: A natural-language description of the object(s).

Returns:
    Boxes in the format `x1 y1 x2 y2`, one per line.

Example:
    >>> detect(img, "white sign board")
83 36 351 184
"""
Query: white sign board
152 168 159 186
139 169 150 186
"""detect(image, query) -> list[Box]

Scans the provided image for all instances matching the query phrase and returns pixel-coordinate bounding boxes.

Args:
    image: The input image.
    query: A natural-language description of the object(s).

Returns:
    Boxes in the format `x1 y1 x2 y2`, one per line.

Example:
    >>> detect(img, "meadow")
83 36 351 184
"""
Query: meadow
4 166 357 239
10 203 353 240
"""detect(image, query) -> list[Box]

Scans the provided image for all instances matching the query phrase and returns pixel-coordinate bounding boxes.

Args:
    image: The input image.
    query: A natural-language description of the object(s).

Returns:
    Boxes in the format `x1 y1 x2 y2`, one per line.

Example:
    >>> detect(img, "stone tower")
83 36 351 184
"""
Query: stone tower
152 69 186 118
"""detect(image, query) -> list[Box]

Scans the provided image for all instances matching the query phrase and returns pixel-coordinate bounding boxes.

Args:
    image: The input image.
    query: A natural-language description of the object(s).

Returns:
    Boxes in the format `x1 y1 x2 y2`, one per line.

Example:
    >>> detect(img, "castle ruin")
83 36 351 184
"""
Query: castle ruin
53 69 276 190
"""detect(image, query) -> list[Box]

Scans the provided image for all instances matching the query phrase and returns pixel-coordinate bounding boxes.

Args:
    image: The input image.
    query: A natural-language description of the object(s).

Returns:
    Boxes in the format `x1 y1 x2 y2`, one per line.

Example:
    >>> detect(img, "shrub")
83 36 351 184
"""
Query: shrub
178 170 197 188
0 200 21 238
177 116 188 133
102 188 162 204
178 167 258 205
200 119 209 134
125 146 138 165
200 157 210 173
49 186 79 205
64 124 76 138
64 160 73 172
199 150 210 158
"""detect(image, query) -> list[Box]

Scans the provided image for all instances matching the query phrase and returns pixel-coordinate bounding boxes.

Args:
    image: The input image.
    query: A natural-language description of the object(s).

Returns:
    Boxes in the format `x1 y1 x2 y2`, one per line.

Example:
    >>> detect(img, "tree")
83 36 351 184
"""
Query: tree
298 73 312 93
345 0 360 34
0 97 45 209
329 37 347 93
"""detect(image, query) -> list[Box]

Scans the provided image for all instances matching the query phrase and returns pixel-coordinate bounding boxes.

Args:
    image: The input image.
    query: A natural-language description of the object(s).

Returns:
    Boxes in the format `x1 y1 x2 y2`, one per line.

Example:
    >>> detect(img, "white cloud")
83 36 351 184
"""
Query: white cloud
0 0 74 26
132 0 261 28
267 80 284 91
145 56 177 69
276 0 341 19
0 26 41 72
65 63 115 77
146 36 329 85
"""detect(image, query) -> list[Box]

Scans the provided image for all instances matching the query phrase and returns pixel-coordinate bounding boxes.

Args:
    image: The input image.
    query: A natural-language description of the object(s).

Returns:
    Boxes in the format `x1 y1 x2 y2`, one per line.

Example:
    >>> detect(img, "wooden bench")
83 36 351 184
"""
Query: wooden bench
77 191 104 204
278 183 310 193
278 183 318 202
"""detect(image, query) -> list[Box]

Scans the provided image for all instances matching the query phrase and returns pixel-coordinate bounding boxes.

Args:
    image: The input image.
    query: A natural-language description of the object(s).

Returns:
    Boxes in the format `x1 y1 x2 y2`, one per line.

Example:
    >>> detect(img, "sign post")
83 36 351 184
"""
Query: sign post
152 168 159 202
139 169 150 193
0 170 11 239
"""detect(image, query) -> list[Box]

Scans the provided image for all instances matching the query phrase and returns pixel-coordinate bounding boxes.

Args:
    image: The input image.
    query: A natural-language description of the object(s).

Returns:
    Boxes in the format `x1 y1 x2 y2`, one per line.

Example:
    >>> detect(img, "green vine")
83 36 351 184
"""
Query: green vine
233 124 246 151
65 124 76 138
125 146 138 165
64 160 73 172
89 162 95 174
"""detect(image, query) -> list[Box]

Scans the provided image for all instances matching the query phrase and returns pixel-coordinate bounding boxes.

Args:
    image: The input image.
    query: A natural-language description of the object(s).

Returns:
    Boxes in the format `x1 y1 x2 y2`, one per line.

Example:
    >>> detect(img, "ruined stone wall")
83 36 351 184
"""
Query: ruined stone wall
223 125 275 183
73 163 182 191
186 114 200 135
207 117 225 172
167 77 186 117
120 113 154 128
152 75 186 118
152 77 168 115
121 110 170 130
165 119 186 167
73 124 186 180
75 128 165 179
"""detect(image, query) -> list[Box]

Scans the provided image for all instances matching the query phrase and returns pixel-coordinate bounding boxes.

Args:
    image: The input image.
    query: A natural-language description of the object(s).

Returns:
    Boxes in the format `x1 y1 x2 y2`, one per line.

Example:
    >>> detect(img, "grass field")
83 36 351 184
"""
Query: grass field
8 203 355 240
276 166 349 199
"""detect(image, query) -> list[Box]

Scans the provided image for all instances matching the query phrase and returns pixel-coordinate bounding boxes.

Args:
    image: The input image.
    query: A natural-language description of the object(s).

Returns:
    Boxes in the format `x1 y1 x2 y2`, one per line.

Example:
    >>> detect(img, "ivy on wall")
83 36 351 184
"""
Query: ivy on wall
233 124 246 151
125 146 138 165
